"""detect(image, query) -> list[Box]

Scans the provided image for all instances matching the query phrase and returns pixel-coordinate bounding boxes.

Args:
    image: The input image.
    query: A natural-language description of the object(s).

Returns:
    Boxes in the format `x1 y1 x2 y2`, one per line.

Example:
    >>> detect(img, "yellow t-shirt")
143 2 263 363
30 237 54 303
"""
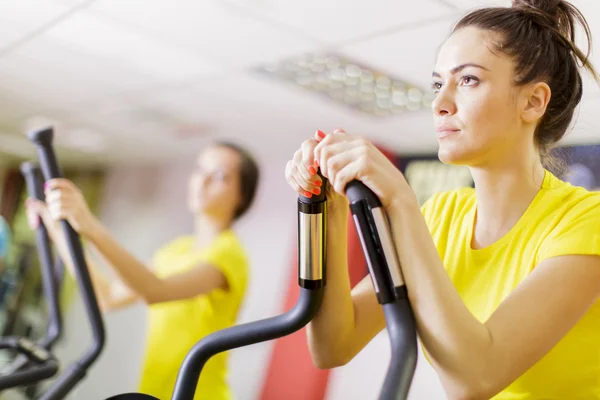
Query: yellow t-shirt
138 230 249 400
421 170 600 399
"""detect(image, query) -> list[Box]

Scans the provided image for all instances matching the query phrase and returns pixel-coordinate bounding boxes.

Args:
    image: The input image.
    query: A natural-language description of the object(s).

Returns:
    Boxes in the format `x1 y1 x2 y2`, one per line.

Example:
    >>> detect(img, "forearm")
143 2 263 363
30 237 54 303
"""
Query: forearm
50 230 112 304
85 219 162 303
306 201 356 367
387 200 492 392
51 226 138 312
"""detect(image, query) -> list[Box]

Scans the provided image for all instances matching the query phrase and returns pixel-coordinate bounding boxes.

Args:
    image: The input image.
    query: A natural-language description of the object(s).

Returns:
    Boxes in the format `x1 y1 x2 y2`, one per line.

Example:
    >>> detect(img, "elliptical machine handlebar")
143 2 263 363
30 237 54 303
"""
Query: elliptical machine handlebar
1 133 416 399
346 180 417 400
171 173 328 399
20 162 63 349
27 127 106 400
0 337 59 390
0 163 65 384
171 176 417 400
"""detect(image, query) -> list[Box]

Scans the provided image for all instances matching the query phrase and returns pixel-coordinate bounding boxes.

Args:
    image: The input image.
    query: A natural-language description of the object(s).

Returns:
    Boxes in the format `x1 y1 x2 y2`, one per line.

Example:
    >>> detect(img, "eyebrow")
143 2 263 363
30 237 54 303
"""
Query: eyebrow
432 63 490 78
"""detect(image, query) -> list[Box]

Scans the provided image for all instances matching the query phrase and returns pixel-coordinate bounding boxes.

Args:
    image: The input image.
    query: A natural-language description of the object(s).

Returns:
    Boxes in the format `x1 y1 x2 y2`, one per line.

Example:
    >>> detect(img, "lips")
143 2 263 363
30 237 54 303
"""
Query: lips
436 125 460 139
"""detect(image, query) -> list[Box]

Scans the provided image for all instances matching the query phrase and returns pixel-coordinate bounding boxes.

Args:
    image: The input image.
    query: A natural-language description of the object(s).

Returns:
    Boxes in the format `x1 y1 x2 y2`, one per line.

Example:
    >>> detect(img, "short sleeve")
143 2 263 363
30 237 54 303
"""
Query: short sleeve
419 189 470 233
538 195 600 262
206 232 248 300
0 217 11 258
420 192 441 221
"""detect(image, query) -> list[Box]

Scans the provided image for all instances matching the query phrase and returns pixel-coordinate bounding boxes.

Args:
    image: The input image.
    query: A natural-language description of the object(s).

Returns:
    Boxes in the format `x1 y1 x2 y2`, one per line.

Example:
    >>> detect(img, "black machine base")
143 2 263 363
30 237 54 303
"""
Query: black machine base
105 393 159 400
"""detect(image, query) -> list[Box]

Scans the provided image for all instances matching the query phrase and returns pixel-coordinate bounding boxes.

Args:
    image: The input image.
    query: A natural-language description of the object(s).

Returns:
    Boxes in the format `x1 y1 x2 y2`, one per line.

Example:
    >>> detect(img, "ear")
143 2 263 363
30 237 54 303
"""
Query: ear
521 82 551 124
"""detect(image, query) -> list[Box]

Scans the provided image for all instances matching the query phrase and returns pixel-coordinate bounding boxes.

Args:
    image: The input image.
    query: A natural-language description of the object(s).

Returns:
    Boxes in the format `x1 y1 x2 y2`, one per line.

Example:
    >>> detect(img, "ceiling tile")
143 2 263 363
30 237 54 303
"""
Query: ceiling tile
226 0 456 44
0 19 34 50
0 0 71 50
0 93 37 124
0 36 160 112
41 11 222 82
88 0 319 68
341 16 458 90
0 1 69 29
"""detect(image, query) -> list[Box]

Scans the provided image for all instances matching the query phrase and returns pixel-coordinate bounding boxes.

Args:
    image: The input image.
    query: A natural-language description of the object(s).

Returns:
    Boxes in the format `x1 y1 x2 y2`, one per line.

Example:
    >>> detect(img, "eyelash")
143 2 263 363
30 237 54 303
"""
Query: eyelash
431 75 480 93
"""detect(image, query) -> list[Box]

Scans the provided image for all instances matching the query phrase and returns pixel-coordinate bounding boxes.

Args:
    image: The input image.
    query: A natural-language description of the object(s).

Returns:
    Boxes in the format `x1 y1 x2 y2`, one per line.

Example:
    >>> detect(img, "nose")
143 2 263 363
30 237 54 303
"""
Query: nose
431 86 456 117
192 172 210 190
199 174 211 189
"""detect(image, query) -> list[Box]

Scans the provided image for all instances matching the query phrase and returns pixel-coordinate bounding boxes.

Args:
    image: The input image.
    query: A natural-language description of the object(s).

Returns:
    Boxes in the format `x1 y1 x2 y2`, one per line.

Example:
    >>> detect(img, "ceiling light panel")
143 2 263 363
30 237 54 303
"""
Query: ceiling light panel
255 53 434 117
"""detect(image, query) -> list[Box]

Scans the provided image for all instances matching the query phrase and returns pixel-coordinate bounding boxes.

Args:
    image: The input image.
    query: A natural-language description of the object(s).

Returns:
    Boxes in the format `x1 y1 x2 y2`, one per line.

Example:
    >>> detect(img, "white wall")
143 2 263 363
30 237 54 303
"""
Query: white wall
42 143 444 400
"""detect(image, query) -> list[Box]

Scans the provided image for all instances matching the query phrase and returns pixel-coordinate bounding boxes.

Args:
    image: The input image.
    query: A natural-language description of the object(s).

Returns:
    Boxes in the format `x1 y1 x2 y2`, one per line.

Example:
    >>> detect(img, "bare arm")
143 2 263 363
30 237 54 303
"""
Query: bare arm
40 178 229 305
308 193 600 398
86 219 228 305
28 199 139 312
83 246 139 312
306 192 387 368
288 130 600 399
43 216 139 312
387 200 600 398
287 135 388 368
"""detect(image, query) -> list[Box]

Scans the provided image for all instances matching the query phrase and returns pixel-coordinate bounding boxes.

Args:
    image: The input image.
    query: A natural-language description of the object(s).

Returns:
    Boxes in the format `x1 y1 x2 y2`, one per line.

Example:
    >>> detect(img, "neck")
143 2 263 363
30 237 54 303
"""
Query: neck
469 154 545 249
193 213 231 250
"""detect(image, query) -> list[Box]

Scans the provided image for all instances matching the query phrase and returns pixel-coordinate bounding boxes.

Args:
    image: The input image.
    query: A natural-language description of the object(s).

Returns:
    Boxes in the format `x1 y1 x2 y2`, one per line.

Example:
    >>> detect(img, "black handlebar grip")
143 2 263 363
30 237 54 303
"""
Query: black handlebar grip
27 127 63 180
20 163 45 201
345 180 381 208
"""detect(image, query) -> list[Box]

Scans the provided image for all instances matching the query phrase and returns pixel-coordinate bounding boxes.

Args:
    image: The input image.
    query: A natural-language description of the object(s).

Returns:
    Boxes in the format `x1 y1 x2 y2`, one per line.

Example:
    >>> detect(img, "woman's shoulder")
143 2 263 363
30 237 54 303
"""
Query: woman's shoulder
153 235 195 259
543 171 600 216
536 185 600 261
213 230 247 258
420 187 476 234
421 186 476 215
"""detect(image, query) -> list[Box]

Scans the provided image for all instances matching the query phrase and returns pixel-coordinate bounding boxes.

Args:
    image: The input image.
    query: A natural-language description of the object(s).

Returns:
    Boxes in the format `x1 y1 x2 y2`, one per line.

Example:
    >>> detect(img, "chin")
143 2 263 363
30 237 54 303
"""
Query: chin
437 145 471 166
187 199 205 214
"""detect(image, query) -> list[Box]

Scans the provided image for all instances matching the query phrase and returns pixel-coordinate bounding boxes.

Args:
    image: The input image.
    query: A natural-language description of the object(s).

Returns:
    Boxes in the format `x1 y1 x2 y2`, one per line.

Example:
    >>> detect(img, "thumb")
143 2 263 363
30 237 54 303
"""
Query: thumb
25 198 42 229
28 199 55 229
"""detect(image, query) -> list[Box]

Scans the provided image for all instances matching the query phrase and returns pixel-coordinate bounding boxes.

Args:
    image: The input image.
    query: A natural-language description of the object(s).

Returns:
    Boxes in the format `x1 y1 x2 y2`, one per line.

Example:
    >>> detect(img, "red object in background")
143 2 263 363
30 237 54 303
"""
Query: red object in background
259 212 369 400
259 144 399 400
0 169 25 225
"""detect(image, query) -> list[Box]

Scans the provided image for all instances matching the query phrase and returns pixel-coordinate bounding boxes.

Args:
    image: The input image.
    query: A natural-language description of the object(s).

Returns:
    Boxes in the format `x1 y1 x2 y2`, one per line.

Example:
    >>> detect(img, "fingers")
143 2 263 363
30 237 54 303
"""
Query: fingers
25 198 55 230
330 162 357 195
323 147 366 194
44 184 79 206
44 178 74 191
285 161 304 194
41 186 78 223
300 139 319 177
286 128 355 198
286 157 321 198
286 138 324 198
25 198 41 229
315 137 362 180
47 203 71 222
314 128 346 143
315 129 327 142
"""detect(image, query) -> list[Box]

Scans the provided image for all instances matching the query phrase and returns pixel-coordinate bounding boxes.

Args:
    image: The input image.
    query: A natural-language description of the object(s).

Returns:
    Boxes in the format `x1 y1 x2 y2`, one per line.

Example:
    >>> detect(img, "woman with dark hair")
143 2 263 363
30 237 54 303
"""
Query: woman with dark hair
26 142 260 399
286 0 600 398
